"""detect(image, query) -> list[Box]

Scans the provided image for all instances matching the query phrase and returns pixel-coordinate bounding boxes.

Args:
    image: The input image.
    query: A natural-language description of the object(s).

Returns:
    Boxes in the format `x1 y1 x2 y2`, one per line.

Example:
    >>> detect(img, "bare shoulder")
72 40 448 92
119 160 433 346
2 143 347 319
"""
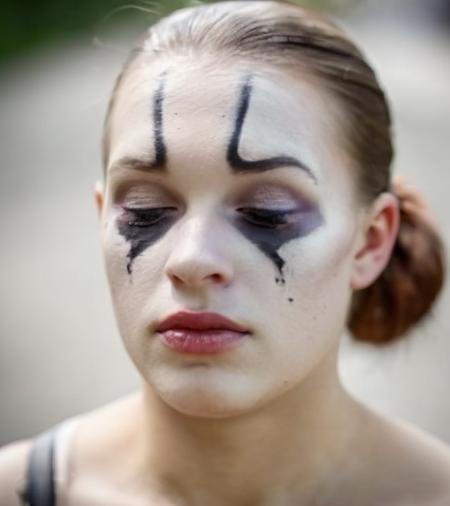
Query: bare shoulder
0 438 33 506
392 419 450 505
360 404 450 505
71 391 142 463
0 394 141 506
66 392 144 503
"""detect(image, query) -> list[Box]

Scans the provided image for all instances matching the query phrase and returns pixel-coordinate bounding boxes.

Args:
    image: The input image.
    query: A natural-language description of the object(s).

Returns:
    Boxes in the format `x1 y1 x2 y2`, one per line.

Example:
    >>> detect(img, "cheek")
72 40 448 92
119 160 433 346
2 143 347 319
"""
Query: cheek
253 229 355 389
103 220 129 285
276 223 356 332
102 220 161 337
290 234 353 291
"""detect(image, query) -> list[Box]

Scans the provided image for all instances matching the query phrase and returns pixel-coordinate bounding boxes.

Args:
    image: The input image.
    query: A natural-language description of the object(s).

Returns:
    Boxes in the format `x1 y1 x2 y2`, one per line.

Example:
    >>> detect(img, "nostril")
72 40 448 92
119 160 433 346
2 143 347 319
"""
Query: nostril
209 273 225 284
165 260 233 288
168 270 226 287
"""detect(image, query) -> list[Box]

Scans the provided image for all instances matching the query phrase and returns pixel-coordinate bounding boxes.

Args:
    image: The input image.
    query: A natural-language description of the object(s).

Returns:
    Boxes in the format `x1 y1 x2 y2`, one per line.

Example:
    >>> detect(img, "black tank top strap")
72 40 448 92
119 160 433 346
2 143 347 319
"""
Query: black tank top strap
19 426 58 506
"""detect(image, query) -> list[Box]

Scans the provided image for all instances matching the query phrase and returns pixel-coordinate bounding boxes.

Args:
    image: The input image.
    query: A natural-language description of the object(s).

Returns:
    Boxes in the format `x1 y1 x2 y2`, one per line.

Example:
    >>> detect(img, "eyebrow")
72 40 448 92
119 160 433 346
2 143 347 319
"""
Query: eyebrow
108 75 169 175
109 153 317 186
227 75 318 185
108 75 318 185
108 156 166 175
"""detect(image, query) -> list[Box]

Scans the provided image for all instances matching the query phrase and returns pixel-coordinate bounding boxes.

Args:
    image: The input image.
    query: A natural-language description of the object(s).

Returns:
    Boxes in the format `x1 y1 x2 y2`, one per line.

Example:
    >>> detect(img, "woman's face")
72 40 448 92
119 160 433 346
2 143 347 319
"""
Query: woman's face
100 57 364 417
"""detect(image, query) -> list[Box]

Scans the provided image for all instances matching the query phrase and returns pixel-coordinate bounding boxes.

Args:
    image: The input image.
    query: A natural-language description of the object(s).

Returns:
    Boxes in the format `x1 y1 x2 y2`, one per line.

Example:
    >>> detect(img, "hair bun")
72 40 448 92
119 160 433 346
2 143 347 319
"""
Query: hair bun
348 178 446 345
392 176 437 230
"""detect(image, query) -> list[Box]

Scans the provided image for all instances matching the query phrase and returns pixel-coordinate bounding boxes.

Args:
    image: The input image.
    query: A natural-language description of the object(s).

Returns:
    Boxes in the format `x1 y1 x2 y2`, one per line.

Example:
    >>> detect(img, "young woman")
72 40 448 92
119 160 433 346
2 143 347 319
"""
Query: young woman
1 1 449 504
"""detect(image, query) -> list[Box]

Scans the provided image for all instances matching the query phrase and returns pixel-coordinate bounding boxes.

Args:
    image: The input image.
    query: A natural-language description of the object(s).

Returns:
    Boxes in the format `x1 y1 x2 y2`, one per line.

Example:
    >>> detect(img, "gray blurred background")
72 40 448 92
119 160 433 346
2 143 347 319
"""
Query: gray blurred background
1 0 449 447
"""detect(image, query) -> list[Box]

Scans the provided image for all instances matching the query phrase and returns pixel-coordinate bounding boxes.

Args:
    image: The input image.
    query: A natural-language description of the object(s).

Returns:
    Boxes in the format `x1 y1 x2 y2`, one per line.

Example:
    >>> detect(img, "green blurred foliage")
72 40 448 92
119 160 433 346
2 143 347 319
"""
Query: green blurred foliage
0 0 338 63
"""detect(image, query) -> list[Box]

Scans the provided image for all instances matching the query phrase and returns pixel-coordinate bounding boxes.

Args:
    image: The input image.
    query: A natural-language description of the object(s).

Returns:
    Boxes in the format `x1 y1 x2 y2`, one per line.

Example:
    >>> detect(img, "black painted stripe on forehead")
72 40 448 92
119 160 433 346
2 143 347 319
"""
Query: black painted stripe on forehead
151 76 168 170
107 75 168 175
227 75 317 184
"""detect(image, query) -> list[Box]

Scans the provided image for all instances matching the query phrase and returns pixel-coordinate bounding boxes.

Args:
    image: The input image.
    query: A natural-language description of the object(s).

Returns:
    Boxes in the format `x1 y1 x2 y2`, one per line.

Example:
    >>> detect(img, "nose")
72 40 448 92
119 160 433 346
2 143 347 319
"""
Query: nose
164 215 234 289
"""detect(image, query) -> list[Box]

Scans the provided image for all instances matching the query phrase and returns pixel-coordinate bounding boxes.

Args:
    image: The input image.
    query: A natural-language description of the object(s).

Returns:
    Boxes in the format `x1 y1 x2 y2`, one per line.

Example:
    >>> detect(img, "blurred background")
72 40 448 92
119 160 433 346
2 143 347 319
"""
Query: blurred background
1 0 449 447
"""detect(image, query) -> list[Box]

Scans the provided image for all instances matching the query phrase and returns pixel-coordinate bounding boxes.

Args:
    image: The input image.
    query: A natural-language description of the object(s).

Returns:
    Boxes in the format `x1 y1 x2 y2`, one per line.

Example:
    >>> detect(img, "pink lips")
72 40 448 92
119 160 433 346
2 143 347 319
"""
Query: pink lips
156 311 249 354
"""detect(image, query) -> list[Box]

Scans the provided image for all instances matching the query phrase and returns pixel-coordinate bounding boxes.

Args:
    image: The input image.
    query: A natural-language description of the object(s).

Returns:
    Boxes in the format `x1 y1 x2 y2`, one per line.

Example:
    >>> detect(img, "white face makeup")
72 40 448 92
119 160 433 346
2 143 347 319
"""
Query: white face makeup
101 57 362 417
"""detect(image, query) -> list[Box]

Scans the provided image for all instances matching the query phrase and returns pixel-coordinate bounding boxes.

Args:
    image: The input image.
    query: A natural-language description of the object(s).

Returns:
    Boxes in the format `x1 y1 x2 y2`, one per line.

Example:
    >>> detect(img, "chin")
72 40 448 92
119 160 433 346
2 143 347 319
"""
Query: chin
150 366 266 419
163 393 244 419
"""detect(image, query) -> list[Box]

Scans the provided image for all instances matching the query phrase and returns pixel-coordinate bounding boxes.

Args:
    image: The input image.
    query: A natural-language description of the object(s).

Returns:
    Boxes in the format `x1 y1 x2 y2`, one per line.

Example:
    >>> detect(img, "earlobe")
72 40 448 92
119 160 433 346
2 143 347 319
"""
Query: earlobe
94 181 104 219
351 193 400 291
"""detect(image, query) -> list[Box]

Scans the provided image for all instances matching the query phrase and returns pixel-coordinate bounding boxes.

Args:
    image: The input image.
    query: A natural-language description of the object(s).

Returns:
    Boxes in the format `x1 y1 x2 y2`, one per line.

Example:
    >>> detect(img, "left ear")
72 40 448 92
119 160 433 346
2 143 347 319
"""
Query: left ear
351 192 400 291
94 181 104 220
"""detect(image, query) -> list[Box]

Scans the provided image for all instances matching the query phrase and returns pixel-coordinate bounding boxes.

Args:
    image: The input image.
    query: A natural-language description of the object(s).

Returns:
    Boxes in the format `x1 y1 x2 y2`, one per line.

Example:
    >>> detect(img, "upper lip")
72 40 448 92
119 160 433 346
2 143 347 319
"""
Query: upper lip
156 311 249 333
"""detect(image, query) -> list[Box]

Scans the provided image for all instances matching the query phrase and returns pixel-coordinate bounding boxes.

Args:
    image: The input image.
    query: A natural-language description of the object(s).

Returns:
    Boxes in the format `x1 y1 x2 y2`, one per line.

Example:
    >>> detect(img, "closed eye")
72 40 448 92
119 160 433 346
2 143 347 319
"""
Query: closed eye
122 206 178 227
237 207 294 229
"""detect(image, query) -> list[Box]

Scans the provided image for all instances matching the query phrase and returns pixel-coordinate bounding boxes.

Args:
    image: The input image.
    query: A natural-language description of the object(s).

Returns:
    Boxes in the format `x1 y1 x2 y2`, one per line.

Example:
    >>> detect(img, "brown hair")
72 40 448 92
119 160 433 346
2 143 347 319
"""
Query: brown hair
102 0 446 345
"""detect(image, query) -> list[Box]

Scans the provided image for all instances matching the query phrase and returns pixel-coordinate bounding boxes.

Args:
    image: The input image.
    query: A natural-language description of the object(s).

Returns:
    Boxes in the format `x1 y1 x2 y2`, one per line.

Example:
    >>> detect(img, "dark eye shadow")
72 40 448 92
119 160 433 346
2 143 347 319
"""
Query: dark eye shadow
117 210 176 274
233 205 324 277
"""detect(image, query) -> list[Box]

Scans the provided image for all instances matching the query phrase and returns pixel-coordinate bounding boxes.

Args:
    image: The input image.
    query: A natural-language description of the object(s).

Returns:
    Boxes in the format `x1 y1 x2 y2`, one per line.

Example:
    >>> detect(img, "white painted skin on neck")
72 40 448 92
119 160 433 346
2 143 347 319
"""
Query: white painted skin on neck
102 56 364 419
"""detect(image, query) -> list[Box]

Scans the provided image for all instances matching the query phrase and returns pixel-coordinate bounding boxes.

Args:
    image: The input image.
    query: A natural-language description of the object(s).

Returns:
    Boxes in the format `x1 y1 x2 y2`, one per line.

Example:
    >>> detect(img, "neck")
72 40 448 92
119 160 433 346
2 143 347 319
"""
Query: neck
128 344 362 505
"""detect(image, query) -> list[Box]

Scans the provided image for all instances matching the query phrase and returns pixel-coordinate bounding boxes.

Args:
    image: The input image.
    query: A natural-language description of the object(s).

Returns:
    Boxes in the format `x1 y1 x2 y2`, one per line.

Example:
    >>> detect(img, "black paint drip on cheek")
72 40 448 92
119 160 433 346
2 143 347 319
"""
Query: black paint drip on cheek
234 209 324 280
117 219 173 274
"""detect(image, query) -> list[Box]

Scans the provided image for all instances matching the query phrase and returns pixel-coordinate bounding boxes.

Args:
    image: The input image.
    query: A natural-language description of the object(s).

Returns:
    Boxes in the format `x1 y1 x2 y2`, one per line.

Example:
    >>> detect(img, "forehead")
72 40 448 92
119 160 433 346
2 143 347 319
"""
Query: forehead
106 57 349 188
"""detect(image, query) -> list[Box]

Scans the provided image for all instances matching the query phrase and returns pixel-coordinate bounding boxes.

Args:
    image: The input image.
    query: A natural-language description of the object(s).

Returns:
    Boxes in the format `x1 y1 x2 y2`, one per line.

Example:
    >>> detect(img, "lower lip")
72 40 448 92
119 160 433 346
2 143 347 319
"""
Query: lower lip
158 329 248 354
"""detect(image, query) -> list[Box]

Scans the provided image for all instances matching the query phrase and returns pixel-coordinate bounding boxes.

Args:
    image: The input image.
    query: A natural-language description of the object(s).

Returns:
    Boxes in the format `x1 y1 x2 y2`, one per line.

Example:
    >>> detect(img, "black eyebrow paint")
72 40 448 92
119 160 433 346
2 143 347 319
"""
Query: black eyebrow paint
152 76 168 169
227 75 316 182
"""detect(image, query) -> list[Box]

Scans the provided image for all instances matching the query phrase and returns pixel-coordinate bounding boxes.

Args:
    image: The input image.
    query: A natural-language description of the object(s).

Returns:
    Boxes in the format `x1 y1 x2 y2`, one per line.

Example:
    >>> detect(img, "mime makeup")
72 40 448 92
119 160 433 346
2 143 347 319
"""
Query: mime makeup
227 75 317 182
227 75 323 279
115 72 324 278
115 76 171 274
152 77 168 169
233 201 323 277
117 206 177 275
104 57 360 422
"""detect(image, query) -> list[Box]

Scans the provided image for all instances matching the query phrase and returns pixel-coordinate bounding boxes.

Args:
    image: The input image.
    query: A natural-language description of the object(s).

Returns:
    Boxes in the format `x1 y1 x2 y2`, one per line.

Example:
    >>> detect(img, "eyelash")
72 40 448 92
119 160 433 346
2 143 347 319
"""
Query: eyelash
122 207 292 229
237 207 292 229
122 207 177 227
